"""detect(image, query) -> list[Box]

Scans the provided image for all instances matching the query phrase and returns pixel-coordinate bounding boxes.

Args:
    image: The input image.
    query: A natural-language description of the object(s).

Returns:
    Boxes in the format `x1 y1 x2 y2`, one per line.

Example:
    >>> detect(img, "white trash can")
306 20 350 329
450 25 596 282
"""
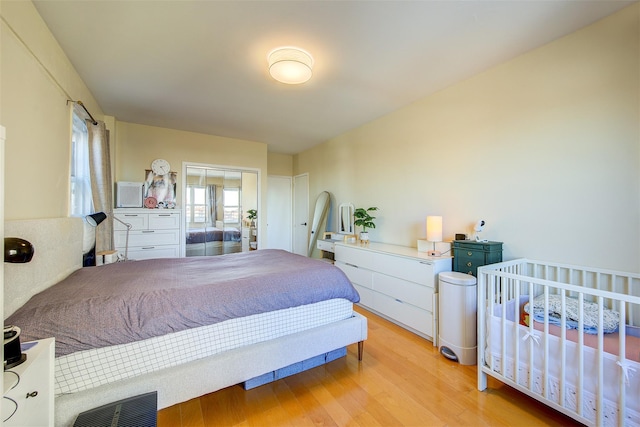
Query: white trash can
438 271 477 365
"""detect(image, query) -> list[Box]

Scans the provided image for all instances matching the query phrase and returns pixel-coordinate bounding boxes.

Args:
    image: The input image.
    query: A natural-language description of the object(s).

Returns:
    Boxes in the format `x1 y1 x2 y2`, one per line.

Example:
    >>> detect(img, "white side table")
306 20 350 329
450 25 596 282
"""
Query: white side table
3 337 54 426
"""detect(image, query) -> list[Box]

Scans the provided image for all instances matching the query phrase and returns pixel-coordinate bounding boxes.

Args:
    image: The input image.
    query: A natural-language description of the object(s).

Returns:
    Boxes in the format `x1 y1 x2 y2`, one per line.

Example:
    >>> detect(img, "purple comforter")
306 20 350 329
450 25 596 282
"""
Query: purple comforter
6 249 359 357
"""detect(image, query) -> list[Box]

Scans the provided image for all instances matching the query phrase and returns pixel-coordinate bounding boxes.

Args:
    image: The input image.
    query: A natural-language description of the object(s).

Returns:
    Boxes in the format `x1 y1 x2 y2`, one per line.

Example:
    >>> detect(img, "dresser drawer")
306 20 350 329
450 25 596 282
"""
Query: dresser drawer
148 212 181 229
336 245 433 286
453 241 502 252
317 239 335 252
456 249 485 263
352 283 374 308
114 213 148 230
126 245 180 260
374 292 433 337
373 272 432 311
116 229 180 247
454 250 485 275
335 261 373 289
377 256 433 287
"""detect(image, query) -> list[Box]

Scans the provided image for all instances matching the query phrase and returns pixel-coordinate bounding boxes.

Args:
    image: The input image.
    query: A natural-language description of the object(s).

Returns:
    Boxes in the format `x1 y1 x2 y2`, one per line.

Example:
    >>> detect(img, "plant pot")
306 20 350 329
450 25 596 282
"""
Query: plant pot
359 231 369 242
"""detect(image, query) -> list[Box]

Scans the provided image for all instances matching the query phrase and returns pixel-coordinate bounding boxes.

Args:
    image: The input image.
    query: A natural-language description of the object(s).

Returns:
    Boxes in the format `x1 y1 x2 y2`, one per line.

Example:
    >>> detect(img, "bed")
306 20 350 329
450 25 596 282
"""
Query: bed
477 259 640 427
185 224 241 244
186 221 243 256
4 217 367 426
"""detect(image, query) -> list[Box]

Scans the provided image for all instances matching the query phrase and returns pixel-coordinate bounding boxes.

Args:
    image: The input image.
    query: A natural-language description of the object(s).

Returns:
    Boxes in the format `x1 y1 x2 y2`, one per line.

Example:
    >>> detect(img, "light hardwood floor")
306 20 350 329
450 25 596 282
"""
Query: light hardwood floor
158 306 583 426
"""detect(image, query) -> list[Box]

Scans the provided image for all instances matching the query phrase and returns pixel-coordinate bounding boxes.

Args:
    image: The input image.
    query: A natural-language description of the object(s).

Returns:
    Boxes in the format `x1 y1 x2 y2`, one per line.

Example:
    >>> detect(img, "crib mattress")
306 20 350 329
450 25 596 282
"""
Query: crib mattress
55 298 353 395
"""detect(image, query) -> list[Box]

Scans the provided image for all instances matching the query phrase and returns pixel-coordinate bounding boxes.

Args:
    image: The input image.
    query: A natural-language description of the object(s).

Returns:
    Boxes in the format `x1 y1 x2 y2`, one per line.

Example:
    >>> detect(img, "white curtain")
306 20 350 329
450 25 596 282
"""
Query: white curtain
87 120 114 253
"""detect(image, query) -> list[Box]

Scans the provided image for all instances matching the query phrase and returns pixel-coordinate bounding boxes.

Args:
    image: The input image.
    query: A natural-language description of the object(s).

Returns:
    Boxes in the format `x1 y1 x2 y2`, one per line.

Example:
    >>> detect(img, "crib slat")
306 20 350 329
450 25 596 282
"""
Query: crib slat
596 296 604 427
618 301 627 427
500 277 508 386
477 272 485 390
490 273 499 376
543 287 549 400
560 291 567 409
577 294 584 418
528 281 535 391
514 279 521 386
627 276 635 326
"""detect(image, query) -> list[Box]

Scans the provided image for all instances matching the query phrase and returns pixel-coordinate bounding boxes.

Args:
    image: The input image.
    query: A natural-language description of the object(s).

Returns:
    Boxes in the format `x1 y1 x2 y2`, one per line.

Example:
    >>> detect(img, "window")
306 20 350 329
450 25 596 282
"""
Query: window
70 112 92 216
186 185 207 223
223 188 240 223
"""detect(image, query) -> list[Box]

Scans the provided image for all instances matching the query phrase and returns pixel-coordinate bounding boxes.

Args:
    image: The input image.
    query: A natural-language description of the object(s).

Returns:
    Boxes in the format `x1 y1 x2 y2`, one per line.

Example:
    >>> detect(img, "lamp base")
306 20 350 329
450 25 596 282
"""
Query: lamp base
5 353 26 370
427 250 441 257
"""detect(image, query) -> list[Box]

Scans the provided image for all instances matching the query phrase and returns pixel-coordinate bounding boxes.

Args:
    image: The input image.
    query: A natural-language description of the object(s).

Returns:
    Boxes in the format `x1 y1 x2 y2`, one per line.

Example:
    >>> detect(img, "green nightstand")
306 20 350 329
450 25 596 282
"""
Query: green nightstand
452 240 503 277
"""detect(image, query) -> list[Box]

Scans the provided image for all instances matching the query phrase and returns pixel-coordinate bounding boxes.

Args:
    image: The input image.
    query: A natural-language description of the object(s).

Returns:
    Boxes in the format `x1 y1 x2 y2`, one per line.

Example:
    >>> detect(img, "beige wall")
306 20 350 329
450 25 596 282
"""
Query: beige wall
267 152 293 176
2 0 638 271
295 4 640 272
0 0 105 220
114 121 268 240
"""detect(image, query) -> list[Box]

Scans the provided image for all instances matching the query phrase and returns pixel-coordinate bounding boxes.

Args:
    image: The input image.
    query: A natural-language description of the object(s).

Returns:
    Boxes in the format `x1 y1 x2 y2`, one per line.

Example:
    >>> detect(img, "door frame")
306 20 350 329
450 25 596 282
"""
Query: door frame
292 173 309 256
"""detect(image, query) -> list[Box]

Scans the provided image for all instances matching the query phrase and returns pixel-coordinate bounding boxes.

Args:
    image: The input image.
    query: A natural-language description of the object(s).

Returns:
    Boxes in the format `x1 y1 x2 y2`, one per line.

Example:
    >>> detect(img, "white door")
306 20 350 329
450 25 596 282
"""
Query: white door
293 173 309 256
266 176 292 251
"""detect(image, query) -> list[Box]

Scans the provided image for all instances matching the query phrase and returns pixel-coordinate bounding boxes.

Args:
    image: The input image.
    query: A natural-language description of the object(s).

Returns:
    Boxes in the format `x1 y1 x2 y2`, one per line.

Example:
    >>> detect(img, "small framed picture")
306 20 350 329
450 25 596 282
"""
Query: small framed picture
144 170 177 208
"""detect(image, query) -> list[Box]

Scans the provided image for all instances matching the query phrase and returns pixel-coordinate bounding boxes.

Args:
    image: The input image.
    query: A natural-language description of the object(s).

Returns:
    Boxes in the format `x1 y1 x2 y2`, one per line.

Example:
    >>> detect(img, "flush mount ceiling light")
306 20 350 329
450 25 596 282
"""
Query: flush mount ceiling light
268 47 313 84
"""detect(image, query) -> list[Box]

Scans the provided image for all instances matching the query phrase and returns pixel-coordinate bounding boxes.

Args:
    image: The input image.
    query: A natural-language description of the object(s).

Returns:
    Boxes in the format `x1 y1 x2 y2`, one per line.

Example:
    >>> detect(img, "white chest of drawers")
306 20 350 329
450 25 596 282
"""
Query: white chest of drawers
114 209 182 260
335 242 451 345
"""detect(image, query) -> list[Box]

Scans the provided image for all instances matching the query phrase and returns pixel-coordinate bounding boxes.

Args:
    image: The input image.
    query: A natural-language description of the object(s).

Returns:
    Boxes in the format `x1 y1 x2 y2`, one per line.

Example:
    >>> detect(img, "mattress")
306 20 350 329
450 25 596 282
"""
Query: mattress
55 298 353 395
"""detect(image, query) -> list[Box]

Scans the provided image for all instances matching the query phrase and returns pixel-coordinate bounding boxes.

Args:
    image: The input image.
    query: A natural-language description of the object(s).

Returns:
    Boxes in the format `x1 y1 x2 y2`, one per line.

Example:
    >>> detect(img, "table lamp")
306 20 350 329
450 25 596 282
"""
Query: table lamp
426 216 443 257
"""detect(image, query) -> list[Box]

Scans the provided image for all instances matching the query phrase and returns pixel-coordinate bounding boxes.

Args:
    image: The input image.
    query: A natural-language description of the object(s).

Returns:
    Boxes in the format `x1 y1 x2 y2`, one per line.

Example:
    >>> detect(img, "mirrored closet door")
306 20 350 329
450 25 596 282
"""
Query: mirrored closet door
184 164 258 257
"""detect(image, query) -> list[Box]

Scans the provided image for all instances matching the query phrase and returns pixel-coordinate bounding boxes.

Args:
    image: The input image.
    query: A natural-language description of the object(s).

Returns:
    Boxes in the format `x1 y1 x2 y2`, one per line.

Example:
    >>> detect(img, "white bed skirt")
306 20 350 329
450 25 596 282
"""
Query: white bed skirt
55 312 367 426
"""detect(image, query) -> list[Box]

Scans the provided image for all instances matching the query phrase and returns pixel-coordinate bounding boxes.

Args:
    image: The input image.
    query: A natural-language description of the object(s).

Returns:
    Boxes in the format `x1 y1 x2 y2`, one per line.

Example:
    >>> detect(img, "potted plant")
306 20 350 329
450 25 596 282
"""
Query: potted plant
353 207 378 242
247 209 257 227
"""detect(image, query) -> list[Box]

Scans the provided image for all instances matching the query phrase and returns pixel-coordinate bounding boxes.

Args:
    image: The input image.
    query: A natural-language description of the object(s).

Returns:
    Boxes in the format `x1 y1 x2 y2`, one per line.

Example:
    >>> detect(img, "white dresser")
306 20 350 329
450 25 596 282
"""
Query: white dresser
334 242 451 345
114 209 182 260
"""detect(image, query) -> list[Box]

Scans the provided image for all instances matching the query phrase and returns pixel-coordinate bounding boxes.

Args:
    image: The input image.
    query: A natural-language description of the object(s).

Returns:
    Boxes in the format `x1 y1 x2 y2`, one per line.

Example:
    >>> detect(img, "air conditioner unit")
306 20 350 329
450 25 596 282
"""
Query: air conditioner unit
116 182 143 208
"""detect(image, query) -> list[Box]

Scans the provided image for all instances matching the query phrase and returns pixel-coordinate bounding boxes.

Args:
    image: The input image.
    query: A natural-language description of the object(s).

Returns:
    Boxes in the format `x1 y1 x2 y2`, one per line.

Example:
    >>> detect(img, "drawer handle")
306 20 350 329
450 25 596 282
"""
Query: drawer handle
158 214 171 217
467 251 473 256
142 230 155 233
395 299 404 304
345 263 359 268
467 262 473 267
124 214 139 217
142 247 155 250
419 261 432 265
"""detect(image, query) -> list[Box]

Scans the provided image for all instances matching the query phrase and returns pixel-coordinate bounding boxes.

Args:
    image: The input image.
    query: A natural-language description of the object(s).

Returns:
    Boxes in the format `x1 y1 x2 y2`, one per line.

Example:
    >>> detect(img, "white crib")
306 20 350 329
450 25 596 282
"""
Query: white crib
477 259 640 427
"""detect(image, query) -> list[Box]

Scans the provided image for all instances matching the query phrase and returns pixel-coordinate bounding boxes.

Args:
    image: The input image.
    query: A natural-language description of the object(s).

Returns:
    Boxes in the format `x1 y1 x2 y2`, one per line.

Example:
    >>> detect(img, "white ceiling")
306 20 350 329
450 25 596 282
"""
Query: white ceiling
34 0 633 154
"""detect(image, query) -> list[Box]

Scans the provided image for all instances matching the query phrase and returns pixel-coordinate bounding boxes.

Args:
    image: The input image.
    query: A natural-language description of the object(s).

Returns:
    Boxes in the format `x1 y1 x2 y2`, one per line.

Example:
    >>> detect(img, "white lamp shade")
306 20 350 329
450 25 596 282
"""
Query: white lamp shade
426 216 443 242
268 47 313 84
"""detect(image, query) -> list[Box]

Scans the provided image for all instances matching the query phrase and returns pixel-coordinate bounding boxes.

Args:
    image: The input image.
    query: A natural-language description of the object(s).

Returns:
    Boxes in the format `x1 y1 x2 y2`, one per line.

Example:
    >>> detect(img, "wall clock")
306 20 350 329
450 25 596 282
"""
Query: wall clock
151 158 171 175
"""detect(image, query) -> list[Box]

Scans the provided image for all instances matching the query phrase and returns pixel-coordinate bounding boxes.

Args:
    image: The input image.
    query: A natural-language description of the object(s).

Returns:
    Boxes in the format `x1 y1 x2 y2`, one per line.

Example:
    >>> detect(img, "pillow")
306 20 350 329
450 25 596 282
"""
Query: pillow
524 294 619 334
